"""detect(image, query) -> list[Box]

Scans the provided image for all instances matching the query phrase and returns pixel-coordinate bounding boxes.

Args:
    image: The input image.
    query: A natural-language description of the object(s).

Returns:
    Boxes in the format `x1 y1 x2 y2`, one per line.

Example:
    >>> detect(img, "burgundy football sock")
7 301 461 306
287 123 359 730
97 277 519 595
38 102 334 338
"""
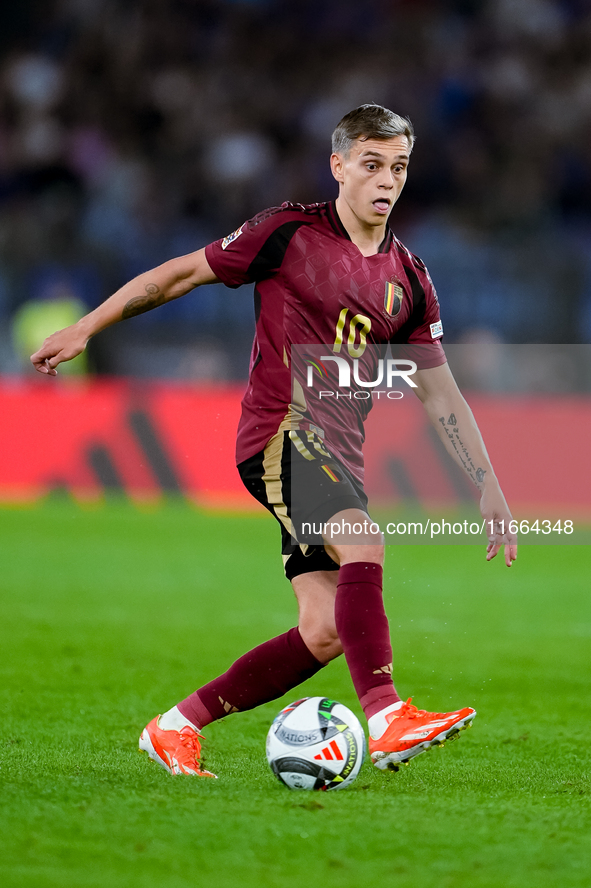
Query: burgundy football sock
177 627 323 729
335 562 401 720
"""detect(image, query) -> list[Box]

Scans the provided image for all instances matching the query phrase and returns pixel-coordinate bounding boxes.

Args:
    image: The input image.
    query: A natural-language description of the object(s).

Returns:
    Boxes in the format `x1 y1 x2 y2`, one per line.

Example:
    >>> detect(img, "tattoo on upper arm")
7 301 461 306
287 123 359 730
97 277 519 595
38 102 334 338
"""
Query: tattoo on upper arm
438 414 487 490
122 283 165 319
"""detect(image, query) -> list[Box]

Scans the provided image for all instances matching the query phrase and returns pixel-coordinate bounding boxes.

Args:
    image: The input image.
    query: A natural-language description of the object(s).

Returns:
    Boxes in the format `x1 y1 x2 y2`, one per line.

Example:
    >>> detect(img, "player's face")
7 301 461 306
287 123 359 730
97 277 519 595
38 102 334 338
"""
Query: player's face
331 136 410 228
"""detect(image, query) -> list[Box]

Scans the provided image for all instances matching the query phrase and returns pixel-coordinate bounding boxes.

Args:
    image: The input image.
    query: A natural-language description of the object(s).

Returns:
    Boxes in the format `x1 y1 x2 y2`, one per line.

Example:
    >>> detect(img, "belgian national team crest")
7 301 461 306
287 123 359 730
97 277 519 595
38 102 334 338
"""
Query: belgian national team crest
384 279 404 317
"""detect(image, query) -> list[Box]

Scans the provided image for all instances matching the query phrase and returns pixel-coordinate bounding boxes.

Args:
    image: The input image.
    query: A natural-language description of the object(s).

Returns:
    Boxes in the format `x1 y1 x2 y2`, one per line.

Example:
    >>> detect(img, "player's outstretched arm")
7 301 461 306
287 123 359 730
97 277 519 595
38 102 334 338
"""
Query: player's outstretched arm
30 248 220 375
413 362 517 567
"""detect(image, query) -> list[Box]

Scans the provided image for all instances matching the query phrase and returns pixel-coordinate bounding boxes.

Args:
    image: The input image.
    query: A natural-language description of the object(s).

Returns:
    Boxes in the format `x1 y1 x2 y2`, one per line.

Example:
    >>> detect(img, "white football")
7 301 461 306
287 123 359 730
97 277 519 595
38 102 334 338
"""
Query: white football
266 696 366 791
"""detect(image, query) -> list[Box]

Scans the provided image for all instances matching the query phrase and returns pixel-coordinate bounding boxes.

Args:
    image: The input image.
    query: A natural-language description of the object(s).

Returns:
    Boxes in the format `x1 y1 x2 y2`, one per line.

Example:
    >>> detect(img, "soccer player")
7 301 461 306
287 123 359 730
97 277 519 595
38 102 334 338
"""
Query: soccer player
31 105 517 778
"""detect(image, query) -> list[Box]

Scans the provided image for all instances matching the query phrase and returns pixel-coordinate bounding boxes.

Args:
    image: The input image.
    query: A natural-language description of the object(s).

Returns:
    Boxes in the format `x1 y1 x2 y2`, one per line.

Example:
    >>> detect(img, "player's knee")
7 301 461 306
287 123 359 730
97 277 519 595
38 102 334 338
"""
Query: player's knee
322 509 384 555
314 630 343 664
345 542 384 566
300 622 343 664
326 542 384 566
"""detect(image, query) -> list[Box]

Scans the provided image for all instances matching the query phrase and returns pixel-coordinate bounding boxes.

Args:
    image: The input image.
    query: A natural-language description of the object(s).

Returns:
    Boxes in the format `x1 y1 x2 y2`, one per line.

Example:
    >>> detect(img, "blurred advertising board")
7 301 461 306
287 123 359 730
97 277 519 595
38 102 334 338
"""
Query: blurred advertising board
0 379 250 509
1 347 590 539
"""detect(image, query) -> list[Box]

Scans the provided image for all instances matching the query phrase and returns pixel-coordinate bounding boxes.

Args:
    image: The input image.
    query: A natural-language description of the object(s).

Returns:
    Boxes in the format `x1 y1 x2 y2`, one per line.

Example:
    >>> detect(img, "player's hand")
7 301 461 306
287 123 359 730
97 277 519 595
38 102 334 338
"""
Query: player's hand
480 483 517 567
30 323 88 376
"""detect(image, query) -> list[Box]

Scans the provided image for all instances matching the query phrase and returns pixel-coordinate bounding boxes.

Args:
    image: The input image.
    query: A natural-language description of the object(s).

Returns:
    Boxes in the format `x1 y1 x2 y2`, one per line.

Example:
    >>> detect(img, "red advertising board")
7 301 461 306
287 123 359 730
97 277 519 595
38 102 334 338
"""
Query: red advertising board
0 378 250 508
1 378 590 517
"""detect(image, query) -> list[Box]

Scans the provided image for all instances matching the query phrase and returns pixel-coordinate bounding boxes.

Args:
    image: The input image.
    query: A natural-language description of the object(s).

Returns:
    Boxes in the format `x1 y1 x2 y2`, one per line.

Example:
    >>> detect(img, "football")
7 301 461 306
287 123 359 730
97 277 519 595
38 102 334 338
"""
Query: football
266 696 366 791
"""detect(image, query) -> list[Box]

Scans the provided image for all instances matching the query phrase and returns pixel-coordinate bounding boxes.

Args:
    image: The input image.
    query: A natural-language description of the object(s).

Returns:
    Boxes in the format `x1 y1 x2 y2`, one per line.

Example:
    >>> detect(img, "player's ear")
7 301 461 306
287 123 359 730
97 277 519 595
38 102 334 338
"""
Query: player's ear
330 152 345 184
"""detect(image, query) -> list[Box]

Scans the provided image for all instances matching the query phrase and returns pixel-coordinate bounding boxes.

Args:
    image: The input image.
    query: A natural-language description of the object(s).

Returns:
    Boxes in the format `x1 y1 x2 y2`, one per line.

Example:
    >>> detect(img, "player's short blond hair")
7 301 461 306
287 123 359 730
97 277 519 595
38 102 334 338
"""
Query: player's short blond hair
332 104 415 156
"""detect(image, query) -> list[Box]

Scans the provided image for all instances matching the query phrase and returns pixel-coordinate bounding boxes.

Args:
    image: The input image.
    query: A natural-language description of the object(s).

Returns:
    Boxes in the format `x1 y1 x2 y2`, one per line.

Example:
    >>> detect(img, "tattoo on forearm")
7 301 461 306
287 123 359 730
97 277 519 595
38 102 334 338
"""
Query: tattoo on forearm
122 283 165 319
438 414 487 490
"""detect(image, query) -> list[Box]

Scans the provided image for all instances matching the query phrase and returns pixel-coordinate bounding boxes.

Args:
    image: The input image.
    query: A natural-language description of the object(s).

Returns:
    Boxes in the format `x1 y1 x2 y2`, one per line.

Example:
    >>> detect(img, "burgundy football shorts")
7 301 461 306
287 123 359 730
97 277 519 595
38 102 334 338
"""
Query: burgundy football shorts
237 429 369 580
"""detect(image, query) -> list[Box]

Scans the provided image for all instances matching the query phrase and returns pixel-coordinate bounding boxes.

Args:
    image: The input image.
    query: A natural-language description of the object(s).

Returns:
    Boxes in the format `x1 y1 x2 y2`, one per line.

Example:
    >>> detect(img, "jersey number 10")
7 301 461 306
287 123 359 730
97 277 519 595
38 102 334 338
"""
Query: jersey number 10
333 308 372 358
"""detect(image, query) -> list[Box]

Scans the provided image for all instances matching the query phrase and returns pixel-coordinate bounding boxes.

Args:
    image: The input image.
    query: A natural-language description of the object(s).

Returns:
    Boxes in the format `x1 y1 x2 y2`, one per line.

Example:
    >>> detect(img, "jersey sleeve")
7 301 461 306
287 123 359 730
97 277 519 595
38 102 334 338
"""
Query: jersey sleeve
205 204 310 289
392 256 446 369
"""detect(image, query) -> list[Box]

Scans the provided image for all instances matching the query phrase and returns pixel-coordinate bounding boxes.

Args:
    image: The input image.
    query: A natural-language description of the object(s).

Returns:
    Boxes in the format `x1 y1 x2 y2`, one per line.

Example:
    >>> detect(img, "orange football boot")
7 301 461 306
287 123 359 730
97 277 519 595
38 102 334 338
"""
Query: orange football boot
139 716 217 777
369 698 476 771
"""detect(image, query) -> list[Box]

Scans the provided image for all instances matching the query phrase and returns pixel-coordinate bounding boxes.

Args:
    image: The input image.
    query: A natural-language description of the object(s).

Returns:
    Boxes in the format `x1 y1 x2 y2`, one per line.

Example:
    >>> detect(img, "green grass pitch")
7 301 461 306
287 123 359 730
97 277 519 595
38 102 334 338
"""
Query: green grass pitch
1 500 590 888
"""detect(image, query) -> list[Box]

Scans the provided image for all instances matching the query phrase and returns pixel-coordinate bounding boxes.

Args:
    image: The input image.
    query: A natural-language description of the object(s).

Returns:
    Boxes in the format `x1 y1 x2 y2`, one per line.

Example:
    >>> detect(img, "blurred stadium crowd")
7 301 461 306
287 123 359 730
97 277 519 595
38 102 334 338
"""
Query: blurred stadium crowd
1 0 591 380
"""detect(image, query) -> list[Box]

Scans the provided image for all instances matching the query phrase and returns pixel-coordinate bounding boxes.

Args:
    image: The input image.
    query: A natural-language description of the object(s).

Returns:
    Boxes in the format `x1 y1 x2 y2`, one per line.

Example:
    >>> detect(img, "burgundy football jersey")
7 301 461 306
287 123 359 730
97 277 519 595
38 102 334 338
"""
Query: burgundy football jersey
205 200 445 481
